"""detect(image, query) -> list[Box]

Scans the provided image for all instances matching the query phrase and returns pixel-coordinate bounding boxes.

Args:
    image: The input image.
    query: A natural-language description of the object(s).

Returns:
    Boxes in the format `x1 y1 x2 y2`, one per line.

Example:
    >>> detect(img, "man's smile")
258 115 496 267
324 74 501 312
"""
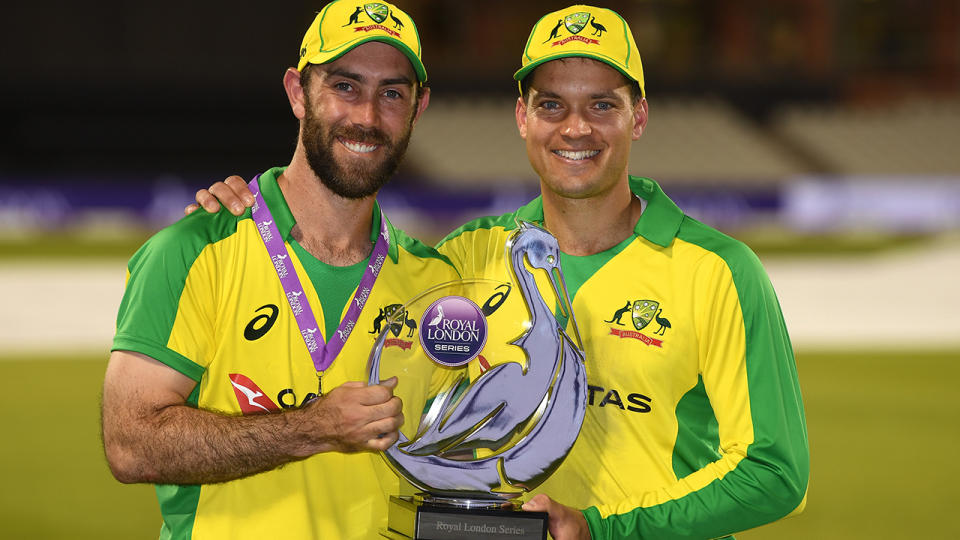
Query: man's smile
553 149 601 161
338 137 380 153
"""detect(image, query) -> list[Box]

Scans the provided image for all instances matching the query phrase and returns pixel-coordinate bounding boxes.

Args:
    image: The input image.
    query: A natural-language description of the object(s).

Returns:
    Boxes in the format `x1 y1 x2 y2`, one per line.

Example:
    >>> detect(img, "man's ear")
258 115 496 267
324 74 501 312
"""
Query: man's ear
515 96 528 139
632 97 649 140
283 68 306 120
411 86 430 126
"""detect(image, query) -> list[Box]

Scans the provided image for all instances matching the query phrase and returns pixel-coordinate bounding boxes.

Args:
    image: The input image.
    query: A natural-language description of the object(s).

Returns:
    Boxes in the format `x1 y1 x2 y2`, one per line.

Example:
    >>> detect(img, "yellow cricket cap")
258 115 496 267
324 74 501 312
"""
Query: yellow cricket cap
298 0 426 82
514 5 644 96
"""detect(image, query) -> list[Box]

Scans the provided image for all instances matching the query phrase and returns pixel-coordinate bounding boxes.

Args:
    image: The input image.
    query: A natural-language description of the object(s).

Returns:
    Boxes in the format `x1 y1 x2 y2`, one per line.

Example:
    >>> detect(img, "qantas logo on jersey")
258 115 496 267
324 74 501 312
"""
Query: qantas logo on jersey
229 374 281 413
605 298 672 347
229 373 317 412
588 384 652 413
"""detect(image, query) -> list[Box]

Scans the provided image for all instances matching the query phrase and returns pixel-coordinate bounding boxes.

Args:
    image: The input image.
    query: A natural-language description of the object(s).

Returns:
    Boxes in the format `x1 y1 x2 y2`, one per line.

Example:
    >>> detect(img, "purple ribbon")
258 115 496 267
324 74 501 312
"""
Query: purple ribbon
249 175 389 374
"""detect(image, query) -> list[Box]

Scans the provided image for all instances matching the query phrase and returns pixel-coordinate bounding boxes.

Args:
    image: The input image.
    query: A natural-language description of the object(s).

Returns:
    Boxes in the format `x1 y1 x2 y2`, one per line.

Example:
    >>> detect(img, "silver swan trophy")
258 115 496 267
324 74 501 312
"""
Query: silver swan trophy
367 221 587 505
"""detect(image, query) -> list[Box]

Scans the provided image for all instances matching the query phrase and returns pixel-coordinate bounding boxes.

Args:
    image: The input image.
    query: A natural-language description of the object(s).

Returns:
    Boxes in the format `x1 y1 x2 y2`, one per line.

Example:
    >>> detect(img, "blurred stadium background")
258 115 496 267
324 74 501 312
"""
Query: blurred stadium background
1 0 958 538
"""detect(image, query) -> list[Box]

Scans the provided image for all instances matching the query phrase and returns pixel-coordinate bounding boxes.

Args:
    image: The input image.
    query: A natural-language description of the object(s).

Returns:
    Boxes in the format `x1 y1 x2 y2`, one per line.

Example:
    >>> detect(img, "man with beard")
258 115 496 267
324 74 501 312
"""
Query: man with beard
101 2 458 538
191 4 809 539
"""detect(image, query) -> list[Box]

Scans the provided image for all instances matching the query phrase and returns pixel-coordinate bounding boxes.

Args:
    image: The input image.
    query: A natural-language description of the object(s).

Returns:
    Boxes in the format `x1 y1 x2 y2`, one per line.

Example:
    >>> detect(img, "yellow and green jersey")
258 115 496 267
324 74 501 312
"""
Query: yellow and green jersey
112 167 459 540
437 176 809 540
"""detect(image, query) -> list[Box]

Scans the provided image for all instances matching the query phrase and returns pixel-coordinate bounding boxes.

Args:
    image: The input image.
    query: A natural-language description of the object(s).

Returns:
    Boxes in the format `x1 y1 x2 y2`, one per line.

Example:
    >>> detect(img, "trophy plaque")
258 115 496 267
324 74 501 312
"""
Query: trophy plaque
368 222 587 540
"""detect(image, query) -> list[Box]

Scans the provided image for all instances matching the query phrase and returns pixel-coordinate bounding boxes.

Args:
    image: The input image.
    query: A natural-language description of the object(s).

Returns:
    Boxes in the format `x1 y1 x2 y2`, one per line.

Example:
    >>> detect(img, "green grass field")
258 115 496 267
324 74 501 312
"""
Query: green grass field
1 350 957 539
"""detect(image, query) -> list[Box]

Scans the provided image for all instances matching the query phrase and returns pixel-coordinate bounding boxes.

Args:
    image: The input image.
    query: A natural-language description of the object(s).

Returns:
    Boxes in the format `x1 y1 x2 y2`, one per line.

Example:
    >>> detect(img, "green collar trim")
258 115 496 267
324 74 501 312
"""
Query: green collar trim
629 176 683 248
515 195 545 225
382 208 400 263
257 166 399 263
510 176 683 248
257 167 295 239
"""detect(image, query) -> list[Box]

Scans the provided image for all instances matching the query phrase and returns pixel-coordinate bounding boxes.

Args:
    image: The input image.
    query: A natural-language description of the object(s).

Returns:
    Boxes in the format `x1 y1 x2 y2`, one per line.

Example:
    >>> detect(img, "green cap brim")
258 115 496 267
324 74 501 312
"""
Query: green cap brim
513 52 642 96
302 36 427 83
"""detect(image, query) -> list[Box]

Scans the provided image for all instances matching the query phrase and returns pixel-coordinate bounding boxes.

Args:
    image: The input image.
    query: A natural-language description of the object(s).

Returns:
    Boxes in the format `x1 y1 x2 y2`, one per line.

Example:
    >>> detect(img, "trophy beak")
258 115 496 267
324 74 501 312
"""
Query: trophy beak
545 263 584 352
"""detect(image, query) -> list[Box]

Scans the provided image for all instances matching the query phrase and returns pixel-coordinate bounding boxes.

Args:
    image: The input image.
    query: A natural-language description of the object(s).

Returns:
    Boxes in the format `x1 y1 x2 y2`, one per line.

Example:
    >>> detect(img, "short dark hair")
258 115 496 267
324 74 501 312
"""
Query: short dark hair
519 62 642 105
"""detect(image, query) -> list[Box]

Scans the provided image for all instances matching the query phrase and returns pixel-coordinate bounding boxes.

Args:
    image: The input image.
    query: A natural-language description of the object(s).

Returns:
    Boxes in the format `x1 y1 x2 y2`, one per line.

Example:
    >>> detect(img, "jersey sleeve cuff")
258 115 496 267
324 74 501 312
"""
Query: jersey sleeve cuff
112 334 206 382
582 506 606 539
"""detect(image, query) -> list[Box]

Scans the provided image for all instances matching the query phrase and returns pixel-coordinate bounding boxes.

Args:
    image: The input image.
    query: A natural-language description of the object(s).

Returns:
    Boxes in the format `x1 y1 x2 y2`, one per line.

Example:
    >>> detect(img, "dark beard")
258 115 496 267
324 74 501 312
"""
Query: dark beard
301 105 413 200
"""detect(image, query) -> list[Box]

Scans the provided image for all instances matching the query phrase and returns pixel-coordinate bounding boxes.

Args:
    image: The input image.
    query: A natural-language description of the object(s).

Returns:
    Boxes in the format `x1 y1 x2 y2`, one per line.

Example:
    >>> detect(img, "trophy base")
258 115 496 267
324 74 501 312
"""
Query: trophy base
382 495 547 540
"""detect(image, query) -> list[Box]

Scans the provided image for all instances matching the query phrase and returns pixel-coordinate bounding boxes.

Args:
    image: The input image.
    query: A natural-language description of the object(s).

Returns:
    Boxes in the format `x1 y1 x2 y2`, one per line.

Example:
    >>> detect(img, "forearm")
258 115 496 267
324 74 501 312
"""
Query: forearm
583 450 807 539
105 401 316 485
103 350 402 485
576 245 807 538
583 338 807 536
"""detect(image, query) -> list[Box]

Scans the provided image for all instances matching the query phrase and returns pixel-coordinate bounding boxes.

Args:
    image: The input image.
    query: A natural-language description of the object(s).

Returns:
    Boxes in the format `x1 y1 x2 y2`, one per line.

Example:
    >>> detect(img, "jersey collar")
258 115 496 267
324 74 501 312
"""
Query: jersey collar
628 176 683 248
513 176 684 248
257 166 399 263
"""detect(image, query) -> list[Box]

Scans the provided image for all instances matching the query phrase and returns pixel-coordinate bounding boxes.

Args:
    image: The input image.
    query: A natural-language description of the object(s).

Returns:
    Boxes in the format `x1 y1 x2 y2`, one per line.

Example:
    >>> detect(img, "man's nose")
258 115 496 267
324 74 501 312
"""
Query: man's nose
348 96 378 128
560 111 592 138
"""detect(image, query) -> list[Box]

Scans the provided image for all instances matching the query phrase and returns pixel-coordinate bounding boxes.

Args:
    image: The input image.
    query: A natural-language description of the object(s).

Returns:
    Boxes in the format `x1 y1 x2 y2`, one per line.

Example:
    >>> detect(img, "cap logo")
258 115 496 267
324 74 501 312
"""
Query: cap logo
364 3 389 24
542 12 603 47
301 1 424 82
343 3 402 37
516 7 640 95
564 12 590 35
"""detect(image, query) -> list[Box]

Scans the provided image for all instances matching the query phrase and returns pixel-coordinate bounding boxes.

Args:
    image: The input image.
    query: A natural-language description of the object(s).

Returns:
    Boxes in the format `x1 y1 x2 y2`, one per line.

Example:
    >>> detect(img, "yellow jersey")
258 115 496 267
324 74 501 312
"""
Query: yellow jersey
436 176 808 539
113 167 459 539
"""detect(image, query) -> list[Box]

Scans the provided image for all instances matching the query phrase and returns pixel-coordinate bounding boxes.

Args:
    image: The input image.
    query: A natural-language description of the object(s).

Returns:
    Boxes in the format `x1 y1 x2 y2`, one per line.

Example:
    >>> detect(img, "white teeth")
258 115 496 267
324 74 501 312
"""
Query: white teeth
554 149 599 160
341 139 378 153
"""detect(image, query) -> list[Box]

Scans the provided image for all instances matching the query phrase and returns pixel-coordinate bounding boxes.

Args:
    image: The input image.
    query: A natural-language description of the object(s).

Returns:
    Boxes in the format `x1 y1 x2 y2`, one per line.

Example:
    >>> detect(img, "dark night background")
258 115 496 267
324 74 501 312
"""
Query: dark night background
1 4 959 539
2 0 956 179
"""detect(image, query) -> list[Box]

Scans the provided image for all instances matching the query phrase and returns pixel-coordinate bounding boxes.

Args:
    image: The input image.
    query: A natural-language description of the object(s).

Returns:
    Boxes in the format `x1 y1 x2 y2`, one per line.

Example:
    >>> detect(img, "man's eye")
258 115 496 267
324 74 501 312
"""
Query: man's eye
335 82 353 92
540 101 560 110
384 89 402 99
595 102 613 111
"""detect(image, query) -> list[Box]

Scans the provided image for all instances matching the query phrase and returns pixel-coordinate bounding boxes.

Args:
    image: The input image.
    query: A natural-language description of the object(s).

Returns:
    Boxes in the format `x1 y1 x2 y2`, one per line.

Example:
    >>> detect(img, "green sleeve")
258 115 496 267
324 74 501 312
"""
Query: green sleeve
586 222 809 539
112 210 239 381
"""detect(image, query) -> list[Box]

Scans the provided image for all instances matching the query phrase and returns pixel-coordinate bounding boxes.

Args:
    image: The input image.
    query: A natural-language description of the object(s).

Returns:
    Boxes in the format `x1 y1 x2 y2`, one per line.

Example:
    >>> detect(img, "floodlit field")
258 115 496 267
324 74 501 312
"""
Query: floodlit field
0 357 158 539
1 350 957 539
